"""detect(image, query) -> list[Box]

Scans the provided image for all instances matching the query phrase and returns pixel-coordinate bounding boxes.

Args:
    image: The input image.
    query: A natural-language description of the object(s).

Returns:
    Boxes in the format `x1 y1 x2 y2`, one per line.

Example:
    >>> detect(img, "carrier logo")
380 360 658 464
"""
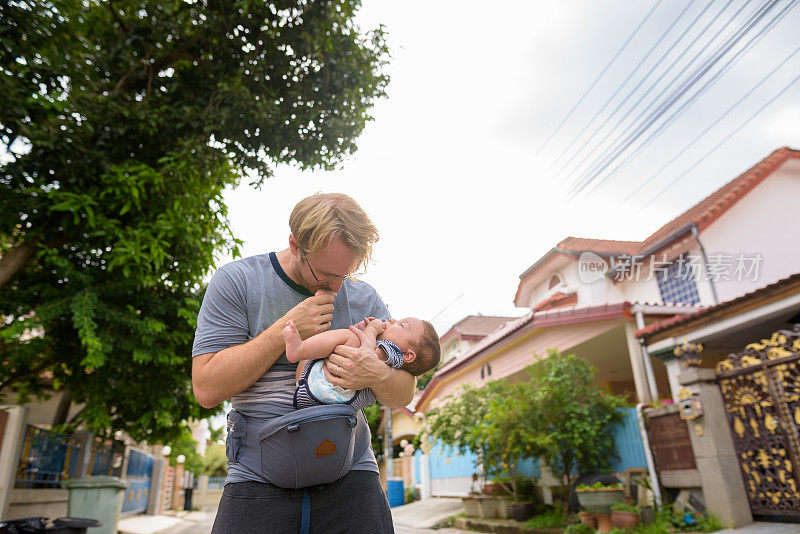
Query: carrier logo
315 439 336 457
578 252 609 284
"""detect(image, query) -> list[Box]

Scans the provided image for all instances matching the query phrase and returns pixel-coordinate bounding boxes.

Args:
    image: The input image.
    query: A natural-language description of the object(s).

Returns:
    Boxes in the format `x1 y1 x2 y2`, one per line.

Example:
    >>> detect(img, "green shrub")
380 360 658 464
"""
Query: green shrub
610 501 638 513
523 506 568 528
564 524 593 534
576 481 624 490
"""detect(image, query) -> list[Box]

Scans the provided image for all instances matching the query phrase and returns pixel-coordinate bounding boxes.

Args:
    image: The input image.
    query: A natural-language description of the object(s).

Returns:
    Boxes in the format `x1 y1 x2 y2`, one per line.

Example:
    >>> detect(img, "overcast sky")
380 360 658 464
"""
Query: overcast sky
218 0 800 336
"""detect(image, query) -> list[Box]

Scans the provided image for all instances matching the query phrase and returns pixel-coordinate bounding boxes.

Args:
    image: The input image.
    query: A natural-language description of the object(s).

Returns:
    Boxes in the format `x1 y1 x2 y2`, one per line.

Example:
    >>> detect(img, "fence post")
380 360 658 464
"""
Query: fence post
419 453 431 500
147 457 164 515
73 431 94 478
0 406 29 520
678 368 752 528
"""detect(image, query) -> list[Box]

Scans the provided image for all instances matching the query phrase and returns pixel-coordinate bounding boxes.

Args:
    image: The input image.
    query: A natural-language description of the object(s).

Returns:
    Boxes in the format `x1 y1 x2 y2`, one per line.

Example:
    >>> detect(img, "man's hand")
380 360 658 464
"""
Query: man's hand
324 325 390 390
279 289 336 339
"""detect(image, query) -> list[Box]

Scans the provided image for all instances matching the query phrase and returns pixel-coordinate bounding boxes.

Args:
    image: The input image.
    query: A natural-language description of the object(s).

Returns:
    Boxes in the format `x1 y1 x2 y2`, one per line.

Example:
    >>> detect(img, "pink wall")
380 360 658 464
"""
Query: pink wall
424 319 620 410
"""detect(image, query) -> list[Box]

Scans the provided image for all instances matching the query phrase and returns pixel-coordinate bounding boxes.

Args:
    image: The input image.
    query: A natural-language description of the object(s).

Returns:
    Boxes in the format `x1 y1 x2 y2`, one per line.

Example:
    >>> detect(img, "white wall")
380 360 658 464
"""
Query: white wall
699 160 800 303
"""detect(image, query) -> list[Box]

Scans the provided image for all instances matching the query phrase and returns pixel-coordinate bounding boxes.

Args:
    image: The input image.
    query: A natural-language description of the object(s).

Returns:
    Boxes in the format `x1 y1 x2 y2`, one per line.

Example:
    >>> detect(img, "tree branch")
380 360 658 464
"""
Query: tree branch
0 241 38 290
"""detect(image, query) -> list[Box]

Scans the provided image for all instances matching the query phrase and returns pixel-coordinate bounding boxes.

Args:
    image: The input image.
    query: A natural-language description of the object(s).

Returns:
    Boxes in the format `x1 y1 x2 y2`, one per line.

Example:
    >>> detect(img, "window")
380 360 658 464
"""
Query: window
657 255 700 305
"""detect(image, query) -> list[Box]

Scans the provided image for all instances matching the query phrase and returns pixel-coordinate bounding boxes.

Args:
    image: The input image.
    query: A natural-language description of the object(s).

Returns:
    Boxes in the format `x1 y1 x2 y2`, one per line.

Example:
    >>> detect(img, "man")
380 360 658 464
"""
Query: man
192 193 414 533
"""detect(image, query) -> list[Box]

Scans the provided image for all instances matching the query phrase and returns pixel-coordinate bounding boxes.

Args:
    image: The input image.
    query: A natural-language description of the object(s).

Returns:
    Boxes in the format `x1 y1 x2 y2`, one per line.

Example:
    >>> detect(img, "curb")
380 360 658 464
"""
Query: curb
453 517 563 534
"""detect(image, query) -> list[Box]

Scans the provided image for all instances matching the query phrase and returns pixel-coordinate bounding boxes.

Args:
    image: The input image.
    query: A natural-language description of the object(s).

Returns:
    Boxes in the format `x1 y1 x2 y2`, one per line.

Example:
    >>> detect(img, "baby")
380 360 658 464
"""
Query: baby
283 317 441 410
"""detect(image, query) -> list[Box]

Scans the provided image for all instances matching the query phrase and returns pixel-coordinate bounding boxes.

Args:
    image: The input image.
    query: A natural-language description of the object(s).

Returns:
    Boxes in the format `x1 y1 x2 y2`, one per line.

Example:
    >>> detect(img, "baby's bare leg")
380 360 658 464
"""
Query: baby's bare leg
283 320 305 363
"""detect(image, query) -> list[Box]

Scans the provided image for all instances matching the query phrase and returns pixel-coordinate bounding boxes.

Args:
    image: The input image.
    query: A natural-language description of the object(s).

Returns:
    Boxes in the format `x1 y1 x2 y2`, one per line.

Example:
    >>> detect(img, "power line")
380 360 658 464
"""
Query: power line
636 68 800 212
534 0 662 157
567 0 775 196
555 0 733 185
567 0 783 198
613 3 800 204
546 0 695 174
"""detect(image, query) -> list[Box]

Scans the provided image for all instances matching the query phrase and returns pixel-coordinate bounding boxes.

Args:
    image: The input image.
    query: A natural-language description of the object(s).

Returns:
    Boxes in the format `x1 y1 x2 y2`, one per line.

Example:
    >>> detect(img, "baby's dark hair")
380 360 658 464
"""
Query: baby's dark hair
404 320 441 376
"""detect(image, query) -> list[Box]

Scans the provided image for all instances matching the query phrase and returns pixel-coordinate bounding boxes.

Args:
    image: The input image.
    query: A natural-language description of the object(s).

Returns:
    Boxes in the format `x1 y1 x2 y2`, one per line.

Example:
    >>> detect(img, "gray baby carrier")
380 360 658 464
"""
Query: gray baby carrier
226 404 360 489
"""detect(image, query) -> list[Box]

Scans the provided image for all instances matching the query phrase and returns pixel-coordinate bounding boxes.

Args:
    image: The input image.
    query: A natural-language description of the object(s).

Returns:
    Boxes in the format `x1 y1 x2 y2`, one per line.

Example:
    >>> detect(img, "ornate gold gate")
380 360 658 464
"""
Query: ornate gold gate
716 325 800 519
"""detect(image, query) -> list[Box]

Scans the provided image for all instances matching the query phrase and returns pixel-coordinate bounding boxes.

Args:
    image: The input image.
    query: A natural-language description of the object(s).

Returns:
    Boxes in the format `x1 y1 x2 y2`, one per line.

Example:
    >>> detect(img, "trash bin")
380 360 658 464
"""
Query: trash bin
386 478 404 508
183 488 193 511
61 477 128 534
0 517 48 533
48 518 102 534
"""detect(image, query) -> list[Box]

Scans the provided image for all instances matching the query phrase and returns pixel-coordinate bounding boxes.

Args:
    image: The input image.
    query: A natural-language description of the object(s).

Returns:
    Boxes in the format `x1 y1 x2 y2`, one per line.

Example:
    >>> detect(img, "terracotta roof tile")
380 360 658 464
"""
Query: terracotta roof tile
532 291 578 312
557 237 642 255
638 147 800 252
442 315 518 341
518 147 800 292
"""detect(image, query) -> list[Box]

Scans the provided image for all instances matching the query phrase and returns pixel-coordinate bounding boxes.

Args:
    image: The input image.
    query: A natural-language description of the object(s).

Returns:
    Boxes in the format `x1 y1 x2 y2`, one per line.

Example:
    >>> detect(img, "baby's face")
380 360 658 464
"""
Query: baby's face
379 317 424 353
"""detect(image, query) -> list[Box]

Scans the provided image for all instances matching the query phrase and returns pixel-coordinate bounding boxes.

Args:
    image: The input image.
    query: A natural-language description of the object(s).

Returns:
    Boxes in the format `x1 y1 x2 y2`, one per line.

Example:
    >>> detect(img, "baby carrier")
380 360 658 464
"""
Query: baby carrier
226 404 361 489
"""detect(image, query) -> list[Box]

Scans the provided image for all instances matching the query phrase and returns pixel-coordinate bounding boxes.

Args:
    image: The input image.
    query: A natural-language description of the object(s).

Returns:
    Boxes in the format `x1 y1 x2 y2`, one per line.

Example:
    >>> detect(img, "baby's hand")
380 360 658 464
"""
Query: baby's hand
367 318 386 334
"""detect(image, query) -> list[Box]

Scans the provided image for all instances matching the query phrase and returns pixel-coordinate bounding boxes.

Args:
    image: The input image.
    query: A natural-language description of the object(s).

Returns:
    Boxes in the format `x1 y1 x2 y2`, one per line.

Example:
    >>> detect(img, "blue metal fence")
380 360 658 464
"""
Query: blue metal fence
208 476 226 490
15 426 82 488
121 449 154 515
419 407 645 486
88 440 124 477
609 407 647 472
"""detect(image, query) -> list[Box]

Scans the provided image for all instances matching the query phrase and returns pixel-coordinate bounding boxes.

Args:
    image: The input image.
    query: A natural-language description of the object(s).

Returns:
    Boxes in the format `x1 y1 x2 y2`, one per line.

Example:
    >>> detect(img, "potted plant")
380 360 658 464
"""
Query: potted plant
577 510 597 530
610 501 639 530
575 482 625 533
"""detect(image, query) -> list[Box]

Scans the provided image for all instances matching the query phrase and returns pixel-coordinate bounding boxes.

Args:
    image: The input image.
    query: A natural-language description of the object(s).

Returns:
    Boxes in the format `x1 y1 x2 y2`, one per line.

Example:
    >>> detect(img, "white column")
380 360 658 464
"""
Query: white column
624 321 652 403
665 359 684 402
419 454 432 500
0 405 29 519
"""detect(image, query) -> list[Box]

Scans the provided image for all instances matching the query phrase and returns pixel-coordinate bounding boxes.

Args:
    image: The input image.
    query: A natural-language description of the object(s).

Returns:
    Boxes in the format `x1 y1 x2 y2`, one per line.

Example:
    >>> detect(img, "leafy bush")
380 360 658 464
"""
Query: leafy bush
564 524 593 534
576 481 624 490
423 350 628 502
610 502 638 513
522 506 568 528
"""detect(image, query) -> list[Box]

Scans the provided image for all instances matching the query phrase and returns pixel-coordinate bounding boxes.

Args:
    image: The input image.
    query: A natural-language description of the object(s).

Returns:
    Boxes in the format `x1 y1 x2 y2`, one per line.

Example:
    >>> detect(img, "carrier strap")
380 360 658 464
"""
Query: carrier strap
300 488 311 534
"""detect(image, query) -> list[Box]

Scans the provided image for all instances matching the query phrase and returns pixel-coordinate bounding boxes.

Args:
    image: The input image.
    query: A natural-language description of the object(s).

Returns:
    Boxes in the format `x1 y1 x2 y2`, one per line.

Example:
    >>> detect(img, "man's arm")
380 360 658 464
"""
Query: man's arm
324 326 415 408
192 289 336 408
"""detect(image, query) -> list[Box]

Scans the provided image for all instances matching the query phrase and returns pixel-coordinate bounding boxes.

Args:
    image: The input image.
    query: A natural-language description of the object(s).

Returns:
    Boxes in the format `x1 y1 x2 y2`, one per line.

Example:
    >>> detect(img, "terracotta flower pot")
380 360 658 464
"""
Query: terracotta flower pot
611 510 639 530
578 511 597 529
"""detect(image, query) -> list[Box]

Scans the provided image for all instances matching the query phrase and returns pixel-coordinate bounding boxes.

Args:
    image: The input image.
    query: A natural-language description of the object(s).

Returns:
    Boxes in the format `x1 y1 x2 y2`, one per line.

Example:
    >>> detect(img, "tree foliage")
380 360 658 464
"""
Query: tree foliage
0 0 388 443
202 442 227 477
423 379 550 501
523 350 626 484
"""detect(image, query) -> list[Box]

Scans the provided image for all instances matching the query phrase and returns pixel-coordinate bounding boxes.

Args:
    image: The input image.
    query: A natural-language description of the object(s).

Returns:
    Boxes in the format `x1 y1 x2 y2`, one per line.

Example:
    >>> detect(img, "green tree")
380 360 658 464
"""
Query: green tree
423 380 549 501
202 442 228 477
0 0 389 443
167 428 204 475
524 350 626 486
423 351 627 503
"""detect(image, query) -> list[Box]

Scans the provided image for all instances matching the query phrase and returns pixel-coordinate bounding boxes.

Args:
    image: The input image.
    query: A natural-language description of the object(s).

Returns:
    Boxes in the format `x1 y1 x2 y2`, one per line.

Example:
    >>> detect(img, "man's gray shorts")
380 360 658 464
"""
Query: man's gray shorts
211 470 394 533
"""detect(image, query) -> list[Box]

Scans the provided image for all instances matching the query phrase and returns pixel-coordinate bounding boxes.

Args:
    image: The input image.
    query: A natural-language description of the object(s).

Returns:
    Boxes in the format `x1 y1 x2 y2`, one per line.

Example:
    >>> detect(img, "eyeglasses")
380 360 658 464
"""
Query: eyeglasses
301 251 365 283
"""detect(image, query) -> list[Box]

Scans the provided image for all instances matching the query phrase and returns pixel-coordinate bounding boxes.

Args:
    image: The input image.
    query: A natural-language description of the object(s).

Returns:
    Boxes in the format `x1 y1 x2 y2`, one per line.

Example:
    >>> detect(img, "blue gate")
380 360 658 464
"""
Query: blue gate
121 449 154 515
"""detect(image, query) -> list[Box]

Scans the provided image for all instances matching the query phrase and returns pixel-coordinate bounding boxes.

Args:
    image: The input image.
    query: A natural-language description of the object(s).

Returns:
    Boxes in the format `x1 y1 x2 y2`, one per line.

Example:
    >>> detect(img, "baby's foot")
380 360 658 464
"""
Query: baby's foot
283 320 302 361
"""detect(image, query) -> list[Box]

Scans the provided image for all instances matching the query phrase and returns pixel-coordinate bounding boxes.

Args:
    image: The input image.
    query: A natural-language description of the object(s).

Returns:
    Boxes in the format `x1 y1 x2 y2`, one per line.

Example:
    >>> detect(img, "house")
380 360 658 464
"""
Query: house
634 273 800 526
413 146 800 497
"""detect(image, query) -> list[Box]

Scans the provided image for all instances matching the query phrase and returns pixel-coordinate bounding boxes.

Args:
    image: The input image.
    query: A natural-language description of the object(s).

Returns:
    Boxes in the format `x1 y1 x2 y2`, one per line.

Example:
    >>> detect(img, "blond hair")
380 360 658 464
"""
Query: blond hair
289 193 379 272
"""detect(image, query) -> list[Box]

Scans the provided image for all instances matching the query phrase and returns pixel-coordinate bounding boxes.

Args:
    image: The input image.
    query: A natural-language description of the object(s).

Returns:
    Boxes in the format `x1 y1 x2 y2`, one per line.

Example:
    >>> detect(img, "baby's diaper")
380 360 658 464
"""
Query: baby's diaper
306 360 356 404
